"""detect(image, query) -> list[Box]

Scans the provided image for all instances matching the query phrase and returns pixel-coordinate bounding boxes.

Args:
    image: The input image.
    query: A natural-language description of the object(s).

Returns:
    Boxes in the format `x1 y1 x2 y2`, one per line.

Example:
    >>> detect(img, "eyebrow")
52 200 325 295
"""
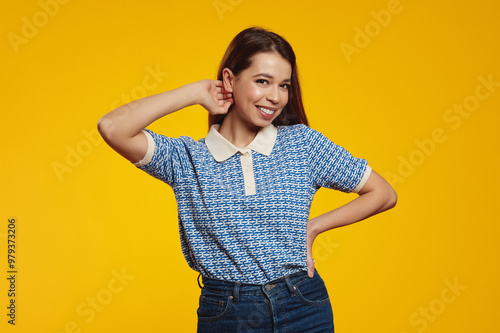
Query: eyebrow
252 73 291 82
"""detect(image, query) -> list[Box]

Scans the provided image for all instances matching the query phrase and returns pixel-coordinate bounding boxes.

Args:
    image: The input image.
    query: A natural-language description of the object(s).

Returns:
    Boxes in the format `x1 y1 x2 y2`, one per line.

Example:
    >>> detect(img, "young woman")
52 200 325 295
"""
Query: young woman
98 27 397 332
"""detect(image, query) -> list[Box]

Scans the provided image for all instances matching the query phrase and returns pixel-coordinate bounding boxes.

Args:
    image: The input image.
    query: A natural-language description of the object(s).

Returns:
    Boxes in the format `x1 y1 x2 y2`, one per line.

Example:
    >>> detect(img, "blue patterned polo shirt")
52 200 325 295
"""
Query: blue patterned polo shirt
135 124 371 284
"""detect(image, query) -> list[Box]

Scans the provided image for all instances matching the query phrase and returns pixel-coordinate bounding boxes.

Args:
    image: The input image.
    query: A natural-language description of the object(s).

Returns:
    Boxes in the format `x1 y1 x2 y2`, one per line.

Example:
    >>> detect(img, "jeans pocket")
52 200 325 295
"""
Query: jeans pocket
197 288 233 321
293 274 330 306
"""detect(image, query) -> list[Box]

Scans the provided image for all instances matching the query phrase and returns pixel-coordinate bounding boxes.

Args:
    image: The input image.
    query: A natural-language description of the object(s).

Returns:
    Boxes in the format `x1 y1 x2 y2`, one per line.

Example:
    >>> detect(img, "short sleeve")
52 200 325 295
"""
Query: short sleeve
303 126 371 193
134 129 185 186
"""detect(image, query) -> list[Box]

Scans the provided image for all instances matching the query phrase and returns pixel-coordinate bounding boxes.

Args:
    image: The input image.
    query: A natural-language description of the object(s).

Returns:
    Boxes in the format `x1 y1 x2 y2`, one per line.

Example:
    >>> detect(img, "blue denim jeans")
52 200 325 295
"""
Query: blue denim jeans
197 270 334 332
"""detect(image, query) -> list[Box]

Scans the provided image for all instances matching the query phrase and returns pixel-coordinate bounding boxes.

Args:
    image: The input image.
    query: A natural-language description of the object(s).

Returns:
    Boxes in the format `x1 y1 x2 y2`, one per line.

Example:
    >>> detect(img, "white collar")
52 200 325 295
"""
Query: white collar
205 124 277 162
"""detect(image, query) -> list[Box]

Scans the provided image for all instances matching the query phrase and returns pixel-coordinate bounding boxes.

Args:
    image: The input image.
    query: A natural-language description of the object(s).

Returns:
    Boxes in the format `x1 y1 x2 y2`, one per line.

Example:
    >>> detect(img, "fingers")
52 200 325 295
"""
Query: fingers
220 99 233 110
217 92 233 100
306 227 315 278
209 98 233 115
215 82 232 95
206 80 233 115
307 257 315 278
217 96 233 105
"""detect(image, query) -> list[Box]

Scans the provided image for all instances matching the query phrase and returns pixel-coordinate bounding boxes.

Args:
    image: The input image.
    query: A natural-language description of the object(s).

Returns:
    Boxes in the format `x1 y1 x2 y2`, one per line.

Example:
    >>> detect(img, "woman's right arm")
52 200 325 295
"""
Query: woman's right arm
97 80 233 163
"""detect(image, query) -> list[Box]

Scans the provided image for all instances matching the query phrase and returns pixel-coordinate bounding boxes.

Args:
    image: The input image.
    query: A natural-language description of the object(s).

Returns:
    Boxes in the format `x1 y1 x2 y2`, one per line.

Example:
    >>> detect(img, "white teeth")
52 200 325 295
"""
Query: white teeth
257 106 275 115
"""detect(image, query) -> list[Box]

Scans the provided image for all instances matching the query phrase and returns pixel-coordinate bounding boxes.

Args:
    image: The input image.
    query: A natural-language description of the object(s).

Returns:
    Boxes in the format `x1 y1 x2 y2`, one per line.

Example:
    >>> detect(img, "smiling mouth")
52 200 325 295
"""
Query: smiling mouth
257 106 276 115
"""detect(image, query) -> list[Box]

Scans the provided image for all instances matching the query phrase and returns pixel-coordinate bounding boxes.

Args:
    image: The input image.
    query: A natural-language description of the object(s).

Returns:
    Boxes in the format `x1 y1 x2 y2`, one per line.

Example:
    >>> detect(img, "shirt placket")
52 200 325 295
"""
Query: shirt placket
239 148 256 196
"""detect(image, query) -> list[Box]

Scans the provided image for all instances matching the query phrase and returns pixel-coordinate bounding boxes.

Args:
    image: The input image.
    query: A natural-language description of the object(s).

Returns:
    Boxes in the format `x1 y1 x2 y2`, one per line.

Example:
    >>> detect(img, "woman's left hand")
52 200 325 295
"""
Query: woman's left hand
306 219 317 278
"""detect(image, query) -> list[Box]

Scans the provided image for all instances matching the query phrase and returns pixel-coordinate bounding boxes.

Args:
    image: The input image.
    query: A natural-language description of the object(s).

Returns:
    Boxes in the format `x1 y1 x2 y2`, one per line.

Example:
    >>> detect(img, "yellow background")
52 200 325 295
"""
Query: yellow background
2 0 499 332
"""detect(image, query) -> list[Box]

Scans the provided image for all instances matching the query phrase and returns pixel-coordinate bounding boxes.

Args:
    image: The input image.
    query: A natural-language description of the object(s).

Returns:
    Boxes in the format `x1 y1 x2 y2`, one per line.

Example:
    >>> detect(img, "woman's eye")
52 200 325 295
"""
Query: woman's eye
256 79 269 84
281 84 290 89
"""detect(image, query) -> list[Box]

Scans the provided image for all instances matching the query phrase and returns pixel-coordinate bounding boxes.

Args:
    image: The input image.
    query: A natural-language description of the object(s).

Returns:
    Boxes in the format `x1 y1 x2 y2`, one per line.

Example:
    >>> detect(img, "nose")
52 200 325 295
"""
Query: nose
266 85 280 104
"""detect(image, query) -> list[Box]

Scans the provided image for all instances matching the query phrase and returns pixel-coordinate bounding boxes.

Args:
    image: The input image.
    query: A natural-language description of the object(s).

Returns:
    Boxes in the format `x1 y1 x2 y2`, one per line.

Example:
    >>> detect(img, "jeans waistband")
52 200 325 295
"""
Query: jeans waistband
198 270 312 304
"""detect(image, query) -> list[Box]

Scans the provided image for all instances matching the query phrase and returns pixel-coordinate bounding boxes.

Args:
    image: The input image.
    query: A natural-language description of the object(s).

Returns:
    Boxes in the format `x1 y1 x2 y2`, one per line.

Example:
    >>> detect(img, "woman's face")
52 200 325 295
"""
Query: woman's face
224 52 292 129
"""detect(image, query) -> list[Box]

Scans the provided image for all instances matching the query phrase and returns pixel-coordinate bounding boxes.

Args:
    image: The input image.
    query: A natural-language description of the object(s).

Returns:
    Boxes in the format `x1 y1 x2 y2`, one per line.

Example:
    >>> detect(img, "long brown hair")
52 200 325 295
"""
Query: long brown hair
209 27 308 127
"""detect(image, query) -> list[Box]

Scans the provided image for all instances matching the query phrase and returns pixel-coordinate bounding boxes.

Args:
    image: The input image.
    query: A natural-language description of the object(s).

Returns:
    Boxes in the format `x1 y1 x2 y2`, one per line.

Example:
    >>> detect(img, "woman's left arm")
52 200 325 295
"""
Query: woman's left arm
306 170 397 277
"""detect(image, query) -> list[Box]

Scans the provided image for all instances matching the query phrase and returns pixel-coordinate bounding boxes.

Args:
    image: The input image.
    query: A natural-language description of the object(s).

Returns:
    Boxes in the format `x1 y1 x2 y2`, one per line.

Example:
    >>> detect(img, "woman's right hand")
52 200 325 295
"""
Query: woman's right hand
197 80 233 115
98 79 234 164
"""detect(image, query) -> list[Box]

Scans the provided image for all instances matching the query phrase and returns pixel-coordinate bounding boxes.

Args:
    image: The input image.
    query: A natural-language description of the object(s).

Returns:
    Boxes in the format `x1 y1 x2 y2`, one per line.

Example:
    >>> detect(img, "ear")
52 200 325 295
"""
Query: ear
222 68 234 93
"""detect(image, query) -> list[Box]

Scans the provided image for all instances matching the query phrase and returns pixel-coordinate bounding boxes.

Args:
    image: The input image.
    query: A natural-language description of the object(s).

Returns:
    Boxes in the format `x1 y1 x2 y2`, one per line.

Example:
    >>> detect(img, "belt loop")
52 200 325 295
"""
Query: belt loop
197 273 203 289
232 282 240 304
284 274 295 295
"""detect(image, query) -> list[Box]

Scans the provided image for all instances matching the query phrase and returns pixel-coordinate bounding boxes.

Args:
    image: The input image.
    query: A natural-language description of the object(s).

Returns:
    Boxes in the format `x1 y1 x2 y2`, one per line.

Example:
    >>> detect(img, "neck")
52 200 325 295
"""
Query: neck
218 112 260 148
